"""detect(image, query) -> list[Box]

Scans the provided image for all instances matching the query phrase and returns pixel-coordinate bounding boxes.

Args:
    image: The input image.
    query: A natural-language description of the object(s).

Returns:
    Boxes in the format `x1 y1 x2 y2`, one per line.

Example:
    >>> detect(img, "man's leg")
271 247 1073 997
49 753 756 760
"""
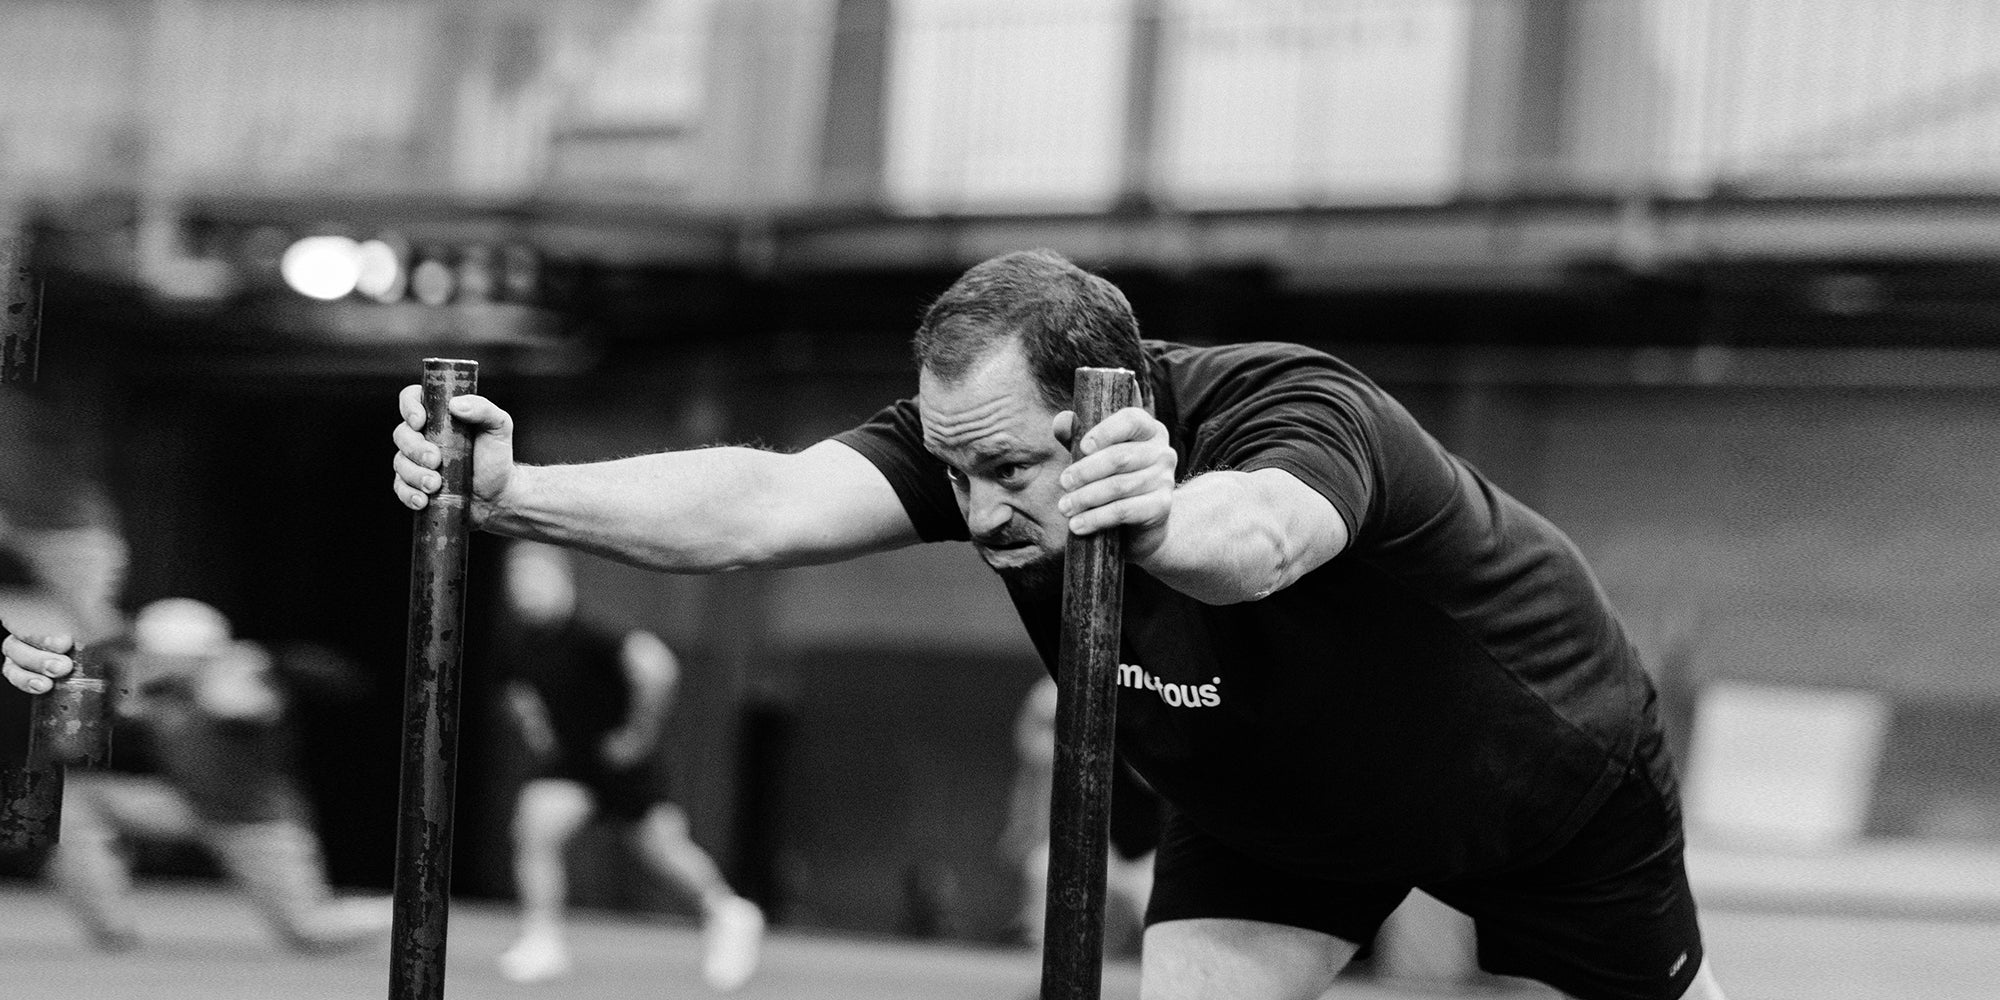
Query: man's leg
1140 918 1357 1000
630 802 764 992
497 778 594 982
205 818 391 953
1106 848 1155 951
1429 722 1720 1000
1678 957 1726 1000
1017 841 1050 945
44 775 202 950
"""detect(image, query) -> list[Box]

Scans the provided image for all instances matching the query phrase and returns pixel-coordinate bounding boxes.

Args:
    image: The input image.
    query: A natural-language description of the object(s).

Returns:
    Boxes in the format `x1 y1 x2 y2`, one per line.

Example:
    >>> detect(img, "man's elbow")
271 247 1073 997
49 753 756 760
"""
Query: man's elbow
1191 528 1296 605
1238 555 1296 604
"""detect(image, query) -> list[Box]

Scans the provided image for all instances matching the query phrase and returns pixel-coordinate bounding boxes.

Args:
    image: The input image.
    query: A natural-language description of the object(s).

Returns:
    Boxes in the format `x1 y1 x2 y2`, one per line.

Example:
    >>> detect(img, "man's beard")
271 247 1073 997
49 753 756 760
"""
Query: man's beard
975 520 1067 597
992 548 1065 598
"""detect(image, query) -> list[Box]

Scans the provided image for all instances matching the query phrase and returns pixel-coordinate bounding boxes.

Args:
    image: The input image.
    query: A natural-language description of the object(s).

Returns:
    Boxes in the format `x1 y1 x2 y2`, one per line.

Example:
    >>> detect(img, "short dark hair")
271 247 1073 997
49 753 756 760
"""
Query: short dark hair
912 249 1148 410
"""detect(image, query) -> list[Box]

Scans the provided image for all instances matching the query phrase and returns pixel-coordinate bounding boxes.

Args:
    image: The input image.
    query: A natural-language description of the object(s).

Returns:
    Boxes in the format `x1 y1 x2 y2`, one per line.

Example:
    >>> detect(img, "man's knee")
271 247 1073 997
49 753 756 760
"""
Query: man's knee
1675 957 1728 1000
636 802 691 843
512 780 593 846
1139 917 1356 1000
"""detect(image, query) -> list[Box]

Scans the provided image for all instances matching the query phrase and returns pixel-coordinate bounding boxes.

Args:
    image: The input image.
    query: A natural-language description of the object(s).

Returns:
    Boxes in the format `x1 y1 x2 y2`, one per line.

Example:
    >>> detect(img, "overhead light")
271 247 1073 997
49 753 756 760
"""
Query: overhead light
280 235 363 301
354 237 408 303
499 244 541 302
410 253 457 306
455 244 496 303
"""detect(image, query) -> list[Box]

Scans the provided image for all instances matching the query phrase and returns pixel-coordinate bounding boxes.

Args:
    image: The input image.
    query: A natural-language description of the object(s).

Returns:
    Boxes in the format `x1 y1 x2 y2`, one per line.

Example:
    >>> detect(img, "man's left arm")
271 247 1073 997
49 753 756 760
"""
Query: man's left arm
1056 409 1348 605
602 630 678 768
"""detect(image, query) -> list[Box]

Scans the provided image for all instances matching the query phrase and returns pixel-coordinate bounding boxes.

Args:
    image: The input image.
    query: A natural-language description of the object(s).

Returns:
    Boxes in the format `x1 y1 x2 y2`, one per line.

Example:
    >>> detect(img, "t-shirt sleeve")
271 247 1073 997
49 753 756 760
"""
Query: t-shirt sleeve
830 399 970 543
1180 346 1380 541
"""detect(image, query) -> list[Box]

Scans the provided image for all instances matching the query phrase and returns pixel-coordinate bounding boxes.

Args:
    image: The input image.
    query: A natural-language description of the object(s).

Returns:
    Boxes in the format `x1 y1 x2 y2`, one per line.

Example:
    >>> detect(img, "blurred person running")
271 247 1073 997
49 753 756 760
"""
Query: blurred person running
33 597 390 952
492 539 764 991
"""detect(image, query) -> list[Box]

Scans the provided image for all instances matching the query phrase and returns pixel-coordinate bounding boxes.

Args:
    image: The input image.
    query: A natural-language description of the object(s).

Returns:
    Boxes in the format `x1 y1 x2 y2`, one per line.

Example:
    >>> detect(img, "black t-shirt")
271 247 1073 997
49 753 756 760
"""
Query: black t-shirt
111 640 310 825
834 340 1655 882
502 617 633 749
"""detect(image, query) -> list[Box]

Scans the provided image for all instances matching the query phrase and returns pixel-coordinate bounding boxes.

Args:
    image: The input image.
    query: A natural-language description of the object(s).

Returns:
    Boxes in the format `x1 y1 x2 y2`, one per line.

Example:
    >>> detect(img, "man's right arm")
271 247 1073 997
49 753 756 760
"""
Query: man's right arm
503 680 558 759
10 390 927 696
391 387 920 573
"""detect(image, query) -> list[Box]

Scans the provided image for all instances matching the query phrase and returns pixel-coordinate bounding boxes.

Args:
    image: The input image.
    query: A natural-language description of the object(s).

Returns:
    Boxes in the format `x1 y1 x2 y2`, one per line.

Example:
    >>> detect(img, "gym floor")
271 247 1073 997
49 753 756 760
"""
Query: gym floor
0 880 1995 1000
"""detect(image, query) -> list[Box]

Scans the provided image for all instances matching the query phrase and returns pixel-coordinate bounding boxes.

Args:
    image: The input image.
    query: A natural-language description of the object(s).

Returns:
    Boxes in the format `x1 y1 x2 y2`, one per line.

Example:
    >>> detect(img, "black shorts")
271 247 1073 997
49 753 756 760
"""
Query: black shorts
1110 759 1166 861
537 751 675 823
1145 731 1703 1000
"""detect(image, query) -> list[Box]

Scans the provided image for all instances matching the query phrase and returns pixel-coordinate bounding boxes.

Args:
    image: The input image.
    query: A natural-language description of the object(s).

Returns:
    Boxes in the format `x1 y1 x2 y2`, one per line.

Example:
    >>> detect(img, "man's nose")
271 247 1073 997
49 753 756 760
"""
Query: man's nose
965 481 1014 536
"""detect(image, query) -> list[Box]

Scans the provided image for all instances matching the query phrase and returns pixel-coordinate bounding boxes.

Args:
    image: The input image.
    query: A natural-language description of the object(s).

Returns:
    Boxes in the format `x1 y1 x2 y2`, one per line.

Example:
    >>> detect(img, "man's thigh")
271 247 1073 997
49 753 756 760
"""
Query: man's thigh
1427 731 1706 1000
69 774 203 841
1141 918 1356 1000
1141 812 1406 999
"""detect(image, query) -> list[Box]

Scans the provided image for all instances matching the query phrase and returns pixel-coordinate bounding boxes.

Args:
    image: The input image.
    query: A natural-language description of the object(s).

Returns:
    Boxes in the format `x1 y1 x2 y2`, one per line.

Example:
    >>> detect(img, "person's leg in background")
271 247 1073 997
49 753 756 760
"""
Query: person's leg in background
497 778 596 982
629 801 765 992
1017 840 1051 945
204 817 390 953
44 774 201 950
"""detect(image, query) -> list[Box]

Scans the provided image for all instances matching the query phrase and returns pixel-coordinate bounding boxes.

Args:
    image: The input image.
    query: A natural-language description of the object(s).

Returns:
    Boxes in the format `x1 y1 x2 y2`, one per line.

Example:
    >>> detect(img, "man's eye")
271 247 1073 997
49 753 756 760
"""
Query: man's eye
995 463 1029 484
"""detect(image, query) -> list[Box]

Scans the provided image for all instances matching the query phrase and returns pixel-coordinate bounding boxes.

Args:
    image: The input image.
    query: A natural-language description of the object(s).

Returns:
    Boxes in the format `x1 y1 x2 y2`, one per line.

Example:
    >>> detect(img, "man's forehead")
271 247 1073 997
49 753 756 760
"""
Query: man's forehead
921 408 1062 471
919 364 1045 442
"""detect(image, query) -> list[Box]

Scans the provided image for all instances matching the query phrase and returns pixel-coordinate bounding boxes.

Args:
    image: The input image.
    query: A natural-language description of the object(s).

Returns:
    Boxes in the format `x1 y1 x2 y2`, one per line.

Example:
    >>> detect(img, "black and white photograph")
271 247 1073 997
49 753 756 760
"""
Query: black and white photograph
2 2 1997 998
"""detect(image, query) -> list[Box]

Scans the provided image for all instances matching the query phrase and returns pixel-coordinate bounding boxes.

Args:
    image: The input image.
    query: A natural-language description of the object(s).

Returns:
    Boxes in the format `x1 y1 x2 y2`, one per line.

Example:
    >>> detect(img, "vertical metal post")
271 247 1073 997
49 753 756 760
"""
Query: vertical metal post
1041 367 1136 1000
1 230 72 853
2 232 39 385
389 358 478 1000
1 634 110 853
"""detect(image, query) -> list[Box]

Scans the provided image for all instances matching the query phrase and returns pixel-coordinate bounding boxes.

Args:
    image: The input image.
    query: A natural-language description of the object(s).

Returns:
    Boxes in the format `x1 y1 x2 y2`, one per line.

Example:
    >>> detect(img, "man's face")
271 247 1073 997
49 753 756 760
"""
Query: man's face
917 343 1071 593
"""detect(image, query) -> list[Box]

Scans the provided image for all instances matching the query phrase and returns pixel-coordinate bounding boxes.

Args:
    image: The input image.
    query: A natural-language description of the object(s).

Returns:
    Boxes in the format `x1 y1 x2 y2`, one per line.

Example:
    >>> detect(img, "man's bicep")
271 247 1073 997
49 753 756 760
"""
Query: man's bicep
761 439 925 565
620 631 679 690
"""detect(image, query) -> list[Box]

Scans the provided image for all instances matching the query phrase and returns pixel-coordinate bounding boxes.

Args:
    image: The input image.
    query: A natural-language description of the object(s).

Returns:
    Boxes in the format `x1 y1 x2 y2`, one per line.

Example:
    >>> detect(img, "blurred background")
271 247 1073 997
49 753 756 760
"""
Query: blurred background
1 0 1998 997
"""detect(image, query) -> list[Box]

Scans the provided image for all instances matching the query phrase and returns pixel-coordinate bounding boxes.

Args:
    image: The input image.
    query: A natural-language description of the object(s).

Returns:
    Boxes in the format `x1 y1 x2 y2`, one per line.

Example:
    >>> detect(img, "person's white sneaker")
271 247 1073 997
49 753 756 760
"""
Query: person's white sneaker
701 898 765 992
497 933 573 983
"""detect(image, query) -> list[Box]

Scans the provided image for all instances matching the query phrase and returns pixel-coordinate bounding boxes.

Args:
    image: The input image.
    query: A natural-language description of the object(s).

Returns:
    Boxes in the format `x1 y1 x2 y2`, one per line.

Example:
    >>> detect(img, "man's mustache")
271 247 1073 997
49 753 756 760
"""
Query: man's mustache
973 527 1038 548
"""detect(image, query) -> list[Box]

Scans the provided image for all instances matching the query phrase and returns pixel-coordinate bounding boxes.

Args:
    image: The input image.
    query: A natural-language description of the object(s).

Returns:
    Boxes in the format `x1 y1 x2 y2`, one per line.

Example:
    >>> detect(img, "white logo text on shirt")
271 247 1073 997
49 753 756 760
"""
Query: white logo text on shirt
1117 663 1221 708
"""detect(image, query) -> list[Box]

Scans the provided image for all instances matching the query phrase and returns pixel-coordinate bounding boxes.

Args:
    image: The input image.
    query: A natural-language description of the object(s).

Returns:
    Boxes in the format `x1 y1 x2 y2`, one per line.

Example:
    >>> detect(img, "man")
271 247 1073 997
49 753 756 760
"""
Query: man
11 249 1725 1000
490 539 764 991
30 598 390 952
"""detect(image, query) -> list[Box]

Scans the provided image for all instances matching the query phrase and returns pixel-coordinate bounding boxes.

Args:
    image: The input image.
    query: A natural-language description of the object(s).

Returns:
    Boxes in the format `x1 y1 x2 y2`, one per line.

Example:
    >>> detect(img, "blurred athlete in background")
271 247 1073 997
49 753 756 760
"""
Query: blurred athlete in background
493 540 764 991
38 597 389 952
999 675 1156 955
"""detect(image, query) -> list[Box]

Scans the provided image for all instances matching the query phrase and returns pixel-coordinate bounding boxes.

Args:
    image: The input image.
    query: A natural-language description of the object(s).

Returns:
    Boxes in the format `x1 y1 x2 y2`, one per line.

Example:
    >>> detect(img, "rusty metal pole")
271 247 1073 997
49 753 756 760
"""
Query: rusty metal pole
388 358 478 1000
1040 367 1136 1000
0 231 54 851
1 232 38 384
0 231 112 852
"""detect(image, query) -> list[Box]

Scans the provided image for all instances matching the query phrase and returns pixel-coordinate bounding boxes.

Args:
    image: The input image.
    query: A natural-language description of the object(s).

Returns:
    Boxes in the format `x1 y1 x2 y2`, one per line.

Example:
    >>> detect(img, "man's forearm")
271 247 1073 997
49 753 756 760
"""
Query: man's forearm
480 441 918 573
481 449 789 573
617 686 673 745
